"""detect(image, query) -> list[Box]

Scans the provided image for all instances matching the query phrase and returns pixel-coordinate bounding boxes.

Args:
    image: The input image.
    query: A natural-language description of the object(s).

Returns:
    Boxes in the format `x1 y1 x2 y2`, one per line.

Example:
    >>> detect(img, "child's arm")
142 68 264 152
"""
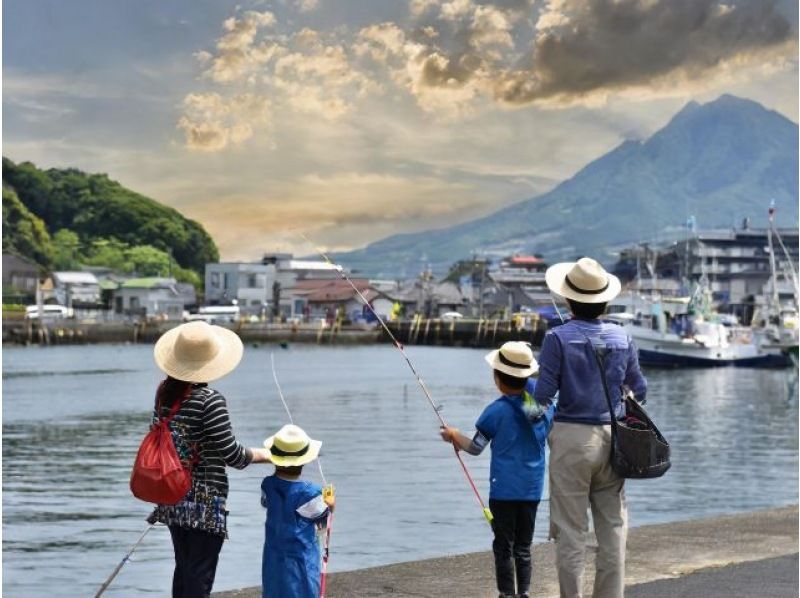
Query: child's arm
440 427 489 456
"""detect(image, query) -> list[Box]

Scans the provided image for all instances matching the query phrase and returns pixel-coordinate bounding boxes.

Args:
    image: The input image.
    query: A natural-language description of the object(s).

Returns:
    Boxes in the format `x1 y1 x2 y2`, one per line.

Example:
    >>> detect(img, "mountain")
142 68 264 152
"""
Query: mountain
2 158 219 275
334 94 798 277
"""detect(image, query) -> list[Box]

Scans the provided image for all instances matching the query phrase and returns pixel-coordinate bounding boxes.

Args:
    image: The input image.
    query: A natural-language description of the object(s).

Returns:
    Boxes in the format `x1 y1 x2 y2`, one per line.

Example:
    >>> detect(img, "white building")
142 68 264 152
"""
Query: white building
52 271 101 307
205 253 342 316
114 277 196 320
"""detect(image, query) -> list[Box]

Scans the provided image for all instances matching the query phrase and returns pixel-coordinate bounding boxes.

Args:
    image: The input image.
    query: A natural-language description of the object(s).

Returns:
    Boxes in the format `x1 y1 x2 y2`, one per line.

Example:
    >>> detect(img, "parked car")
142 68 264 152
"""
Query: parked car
440 311 464 321
25 305 73 320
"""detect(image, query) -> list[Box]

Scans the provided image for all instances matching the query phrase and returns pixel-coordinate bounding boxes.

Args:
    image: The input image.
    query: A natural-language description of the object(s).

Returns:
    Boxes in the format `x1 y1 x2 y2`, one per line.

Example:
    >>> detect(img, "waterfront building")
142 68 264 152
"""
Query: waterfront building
2 253 40 303
286 278 393 322
52 271 101 308
114 277 196 321
204 253 341 316
487 255 551 304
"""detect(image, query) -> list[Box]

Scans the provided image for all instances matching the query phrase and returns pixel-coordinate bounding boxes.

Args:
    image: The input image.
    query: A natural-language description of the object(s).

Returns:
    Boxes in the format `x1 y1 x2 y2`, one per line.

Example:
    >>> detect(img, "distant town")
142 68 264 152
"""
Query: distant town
3 221 797 332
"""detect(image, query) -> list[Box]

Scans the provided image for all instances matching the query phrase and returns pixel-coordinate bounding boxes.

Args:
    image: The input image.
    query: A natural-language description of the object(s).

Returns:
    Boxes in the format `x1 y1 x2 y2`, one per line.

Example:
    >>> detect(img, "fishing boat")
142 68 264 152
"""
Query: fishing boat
608 292 790 368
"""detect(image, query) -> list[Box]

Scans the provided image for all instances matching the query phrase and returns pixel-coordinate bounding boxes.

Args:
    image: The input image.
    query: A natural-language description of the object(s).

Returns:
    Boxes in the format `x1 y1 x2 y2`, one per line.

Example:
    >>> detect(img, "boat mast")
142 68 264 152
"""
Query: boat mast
766 200 780 315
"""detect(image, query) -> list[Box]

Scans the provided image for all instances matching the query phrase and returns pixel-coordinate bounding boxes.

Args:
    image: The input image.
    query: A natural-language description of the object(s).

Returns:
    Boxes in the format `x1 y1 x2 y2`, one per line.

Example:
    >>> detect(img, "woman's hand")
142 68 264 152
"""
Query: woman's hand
249 448 272 463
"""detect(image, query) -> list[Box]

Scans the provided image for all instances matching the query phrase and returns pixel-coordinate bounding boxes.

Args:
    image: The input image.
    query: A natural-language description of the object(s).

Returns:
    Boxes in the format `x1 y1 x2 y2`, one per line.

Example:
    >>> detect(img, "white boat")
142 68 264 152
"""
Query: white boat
608 294 789 368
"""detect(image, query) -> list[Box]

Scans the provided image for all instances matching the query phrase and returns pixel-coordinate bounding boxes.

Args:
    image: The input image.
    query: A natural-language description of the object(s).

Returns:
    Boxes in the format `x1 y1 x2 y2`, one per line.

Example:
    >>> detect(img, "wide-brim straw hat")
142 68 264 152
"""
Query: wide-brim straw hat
154 321 243 383
545 257 621 304
485 341 539 378
264 424 322 467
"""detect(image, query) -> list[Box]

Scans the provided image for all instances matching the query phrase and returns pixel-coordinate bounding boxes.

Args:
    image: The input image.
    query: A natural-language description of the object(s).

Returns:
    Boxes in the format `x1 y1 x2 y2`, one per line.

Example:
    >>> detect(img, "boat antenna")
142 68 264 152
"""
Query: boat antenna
94 524 158 597
768 201 800 307
297 232 494 525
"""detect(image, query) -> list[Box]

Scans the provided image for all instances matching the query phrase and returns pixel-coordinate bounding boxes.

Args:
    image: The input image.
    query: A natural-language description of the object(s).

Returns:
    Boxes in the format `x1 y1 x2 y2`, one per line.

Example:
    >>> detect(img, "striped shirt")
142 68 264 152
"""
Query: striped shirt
148 385 253 536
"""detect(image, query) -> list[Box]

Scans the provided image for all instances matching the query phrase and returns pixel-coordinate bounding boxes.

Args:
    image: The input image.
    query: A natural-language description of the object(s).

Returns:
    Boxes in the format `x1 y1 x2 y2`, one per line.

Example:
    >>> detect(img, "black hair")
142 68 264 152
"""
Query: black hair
566 299 607 320
493 369 528 391
156 376 192 409
275 464 304 476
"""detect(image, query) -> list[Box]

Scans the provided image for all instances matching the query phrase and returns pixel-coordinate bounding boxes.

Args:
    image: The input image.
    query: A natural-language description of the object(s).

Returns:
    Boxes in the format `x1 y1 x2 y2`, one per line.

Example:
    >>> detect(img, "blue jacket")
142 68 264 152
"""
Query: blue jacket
261 476 329 598
475 379 556 501
533 319 647 425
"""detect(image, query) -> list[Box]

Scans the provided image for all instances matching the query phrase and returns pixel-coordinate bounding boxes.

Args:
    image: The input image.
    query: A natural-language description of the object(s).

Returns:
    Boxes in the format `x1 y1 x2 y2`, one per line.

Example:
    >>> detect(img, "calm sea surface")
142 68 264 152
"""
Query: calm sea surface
3 343 798 596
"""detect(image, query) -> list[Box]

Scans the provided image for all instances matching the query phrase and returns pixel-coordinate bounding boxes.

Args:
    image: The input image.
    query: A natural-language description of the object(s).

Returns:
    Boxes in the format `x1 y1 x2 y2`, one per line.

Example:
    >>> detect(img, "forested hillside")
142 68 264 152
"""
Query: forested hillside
2 158 219 286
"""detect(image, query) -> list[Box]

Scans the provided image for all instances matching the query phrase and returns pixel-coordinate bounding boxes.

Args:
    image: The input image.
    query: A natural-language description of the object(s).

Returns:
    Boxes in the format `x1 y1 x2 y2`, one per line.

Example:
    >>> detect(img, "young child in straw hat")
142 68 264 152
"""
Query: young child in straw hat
260 424 334 598
440 341 555 598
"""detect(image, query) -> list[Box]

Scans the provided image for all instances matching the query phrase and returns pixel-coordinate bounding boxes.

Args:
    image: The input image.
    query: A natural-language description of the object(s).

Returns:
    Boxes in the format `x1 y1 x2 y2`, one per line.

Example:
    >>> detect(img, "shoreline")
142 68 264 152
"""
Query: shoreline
213 505 798 598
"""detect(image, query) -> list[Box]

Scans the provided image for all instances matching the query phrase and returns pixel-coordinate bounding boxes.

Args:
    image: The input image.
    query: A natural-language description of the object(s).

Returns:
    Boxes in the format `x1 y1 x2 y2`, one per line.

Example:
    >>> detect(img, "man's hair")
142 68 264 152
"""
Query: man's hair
566 299 607 320
494 369 528 391
275 464 304 476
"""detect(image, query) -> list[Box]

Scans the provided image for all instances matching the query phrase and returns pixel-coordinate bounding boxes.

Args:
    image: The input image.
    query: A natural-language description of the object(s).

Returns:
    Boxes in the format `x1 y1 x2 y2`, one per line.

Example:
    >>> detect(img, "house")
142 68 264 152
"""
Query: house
384 278 468 317
205 253 344 316
114 278 196 320
2 253 40 302
287 278 393 322
52 271 101 308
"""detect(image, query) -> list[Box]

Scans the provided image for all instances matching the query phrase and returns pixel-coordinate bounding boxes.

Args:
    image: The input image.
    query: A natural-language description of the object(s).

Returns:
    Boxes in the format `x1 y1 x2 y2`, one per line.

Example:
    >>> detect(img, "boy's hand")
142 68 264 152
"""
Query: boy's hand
439 426 459 444
323 485 335 511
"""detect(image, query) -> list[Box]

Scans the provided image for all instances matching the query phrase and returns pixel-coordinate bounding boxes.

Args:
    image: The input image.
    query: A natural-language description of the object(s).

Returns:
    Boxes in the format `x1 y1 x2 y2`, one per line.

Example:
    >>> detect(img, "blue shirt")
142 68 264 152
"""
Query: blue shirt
475 379 555 501
533 319 647 425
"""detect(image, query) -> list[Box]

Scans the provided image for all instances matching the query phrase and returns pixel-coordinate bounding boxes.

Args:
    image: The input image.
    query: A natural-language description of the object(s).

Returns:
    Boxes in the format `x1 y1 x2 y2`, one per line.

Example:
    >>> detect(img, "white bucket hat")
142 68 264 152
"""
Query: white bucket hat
153 321 243 383
485 341 539 378
545 257 621 304
263 424 322 467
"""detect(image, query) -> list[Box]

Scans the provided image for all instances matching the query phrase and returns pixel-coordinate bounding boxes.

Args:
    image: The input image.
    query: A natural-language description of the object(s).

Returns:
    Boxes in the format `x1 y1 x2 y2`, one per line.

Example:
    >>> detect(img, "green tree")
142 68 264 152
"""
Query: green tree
126 245 170 276
2 188 53 267
83 238 131 272
52 229 83 270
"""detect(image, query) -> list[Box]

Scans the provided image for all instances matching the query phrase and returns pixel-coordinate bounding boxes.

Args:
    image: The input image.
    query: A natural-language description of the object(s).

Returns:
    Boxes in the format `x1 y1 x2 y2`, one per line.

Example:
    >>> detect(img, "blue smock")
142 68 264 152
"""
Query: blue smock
261 475 328 598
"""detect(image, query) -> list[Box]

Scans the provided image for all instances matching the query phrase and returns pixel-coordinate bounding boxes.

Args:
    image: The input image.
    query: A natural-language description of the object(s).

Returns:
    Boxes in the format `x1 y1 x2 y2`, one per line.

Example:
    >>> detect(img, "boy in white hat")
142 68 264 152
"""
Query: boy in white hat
440 341 555 598
260 424 334 598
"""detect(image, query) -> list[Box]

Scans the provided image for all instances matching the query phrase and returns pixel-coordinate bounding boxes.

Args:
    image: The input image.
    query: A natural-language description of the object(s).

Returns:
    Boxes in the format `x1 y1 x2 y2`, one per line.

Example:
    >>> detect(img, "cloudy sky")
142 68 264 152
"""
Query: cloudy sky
4 0 798 260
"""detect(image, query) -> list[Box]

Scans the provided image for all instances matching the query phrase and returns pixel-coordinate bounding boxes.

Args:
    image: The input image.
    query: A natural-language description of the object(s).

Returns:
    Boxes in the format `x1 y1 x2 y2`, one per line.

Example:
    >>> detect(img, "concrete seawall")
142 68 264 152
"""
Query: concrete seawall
214 505 798 598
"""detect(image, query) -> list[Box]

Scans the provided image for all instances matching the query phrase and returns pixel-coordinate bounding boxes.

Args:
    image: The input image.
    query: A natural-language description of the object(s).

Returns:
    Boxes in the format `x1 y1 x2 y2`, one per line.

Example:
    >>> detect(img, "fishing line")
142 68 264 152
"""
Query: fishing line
94 523 159 597
270 352 327 486
297 232 493 525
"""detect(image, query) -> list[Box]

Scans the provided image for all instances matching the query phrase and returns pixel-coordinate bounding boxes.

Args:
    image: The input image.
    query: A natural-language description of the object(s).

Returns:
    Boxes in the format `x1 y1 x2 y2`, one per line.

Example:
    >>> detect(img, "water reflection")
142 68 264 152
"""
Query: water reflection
2 345 797 597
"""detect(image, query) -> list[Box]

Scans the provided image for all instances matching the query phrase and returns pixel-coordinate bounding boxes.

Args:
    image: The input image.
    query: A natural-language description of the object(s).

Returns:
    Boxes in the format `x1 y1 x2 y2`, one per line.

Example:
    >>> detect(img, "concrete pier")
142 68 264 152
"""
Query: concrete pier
214 505 798 598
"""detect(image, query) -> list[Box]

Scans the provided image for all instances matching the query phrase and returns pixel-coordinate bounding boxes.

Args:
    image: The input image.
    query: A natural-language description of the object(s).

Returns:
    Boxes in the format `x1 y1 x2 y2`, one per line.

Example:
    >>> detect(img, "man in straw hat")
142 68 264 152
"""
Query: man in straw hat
441 341 555 598
533 257 647 598
260 424 334 598
147 321 272 598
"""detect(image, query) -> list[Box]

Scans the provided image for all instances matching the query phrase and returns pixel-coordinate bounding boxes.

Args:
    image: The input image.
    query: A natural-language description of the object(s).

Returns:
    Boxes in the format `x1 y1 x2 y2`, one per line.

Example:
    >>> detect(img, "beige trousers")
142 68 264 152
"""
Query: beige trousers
549 422 627 598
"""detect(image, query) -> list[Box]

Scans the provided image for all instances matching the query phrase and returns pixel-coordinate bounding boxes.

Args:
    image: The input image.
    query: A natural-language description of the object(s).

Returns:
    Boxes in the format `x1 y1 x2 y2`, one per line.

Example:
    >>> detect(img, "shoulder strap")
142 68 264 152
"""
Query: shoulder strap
156 384 193 425
576 327 619 436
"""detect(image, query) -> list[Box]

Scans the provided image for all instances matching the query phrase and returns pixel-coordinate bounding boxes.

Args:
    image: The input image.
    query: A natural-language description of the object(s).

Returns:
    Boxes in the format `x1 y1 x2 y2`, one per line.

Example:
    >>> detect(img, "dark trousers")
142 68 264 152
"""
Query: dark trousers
489 499 539 597
169 526 224 598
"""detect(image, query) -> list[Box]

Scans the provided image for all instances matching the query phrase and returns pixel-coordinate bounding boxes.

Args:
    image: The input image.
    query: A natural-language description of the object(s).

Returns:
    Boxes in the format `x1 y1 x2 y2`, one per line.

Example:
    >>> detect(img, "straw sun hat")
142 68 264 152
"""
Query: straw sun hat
545 257 621 304
154 321 244 383
485 341 539 378
263 424 322 467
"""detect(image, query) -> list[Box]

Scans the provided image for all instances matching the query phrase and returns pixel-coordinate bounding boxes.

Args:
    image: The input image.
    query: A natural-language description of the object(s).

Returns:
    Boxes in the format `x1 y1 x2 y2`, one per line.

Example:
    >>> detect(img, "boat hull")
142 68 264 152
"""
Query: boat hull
638 348 792 368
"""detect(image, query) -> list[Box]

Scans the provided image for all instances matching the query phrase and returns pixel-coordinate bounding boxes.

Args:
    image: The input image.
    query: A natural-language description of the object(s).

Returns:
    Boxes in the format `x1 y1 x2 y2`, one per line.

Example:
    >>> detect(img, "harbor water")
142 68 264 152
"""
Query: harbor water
3 344 798 596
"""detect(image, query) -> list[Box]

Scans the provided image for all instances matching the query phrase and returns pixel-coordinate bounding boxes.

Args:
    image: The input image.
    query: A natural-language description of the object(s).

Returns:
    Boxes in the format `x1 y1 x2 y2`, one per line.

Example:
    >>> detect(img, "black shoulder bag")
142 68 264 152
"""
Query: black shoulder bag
589 340 671 479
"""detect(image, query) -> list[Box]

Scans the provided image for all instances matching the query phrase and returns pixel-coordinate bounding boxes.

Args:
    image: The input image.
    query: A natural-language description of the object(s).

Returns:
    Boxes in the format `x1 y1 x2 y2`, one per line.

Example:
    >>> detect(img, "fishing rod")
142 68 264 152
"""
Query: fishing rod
297 232 493 525
270 352 334 597
94 524 158 597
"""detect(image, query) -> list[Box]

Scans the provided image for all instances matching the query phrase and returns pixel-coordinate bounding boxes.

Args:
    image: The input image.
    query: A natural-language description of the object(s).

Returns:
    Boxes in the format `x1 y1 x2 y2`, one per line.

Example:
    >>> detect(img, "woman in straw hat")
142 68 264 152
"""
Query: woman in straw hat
533 258 647 598
147 321 272 598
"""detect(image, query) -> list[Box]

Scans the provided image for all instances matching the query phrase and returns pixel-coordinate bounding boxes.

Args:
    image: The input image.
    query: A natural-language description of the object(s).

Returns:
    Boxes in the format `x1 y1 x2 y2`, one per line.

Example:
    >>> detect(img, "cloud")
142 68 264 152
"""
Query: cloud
495 0 796 104
295 0 319 12
177 92 270 151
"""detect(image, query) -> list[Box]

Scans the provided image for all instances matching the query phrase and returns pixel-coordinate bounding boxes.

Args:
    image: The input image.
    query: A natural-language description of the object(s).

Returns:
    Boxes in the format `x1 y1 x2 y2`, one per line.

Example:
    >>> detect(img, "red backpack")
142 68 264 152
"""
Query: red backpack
130 387 193 505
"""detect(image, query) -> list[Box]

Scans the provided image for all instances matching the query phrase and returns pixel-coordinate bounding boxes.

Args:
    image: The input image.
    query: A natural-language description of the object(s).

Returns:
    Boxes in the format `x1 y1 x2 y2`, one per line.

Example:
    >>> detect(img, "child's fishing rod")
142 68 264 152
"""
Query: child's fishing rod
298 232 493 525
270 352 334 597
94 524 158 597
